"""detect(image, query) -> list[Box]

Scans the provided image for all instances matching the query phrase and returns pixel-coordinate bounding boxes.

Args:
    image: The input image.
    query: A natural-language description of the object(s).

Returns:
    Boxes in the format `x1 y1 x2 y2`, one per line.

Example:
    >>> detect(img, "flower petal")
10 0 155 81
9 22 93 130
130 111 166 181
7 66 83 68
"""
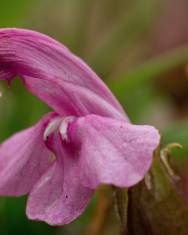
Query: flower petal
68 115 160 188
0 113 56 196
27 133 94 225
0 28 127 120
0 66 14 83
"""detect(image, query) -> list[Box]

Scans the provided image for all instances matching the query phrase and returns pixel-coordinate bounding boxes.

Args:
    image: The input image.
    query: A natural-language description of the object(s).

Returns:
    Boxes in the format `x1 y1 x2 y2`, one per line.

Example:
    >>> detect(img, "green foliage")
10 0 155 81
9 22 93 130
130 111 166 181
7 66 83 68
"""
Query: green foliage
128 150 188 235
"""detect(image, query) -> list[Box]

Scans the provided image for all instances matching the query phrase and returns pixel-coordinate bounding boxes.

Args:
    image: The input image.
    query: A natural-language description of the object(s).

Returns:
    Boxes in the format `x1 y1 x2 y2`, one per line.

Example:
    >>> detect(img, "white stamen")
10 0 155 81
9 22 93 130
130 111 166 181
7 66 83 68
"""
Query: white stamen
43 118 61 141
59 116 74 142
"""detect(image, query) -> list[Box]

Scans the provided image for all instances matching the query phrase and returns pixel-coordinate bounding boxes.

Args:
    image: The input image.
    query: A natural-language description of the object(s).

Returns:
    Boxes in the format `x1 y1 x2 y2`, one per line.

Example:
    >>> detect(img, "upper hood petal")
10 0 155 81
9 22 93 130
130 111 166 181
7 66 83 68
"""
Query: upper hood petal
0 28 128 120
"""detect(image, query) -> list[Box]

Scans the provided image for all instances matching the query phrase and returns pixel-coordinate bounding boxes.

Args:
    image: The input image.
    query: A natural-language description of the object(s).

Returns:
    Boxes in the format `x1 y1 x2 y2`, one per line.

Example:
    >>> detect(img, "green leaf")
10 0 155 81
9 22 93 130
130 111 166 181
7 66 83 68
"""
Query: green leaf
128 150 188 235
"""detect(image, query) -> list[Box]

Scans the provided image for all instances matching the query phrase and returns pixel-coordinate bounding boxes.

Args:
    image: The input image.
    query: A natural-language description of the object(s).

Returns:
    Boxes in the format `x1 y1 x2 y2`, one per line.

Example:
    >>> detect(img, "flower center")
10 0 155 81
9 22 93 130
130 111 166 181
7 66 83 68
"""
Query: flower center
43 116 75 142
59 116 75 142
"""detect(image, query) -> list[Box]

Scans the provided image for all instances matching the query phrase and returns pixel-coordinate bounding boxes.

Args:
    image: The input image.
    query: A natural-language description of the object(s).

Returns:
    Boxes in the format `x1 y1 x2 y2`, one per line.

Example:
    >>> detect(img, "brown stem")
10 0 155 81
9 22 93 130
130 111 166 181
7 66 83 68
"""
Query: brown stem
114 187 129 235
85 186 111 235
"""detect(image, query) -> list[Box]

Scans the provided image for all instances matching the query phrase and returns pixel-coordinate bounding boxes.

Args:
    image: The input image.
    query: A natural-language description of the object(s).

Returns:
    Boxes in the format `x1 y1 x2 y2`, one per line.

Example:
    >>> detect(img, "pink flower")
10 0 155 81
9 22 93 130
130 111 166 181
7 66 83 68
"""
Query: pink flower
0 28 160 225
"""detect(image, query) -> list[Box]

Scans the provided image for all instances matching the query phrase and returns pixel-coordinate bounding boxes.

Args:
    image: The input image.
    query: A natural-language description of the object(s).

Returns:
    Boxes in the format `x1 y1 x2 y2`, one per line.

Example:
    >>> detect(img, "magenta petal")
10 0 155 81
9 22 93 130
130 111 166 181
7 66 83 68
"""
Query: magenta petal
0 66 14 84
27 136 94 225
0 28 127 120
69 115 160 188
0 113 55 196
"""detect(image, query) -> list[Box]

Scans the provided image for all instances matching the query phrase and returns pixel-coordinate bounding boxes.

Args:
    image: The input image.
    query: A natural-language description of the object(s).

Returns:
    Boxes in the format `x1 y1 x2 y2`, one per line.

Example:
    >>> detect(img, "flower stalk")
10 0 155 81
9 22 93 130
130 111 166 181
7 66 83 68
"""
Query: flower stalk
114 187 129 235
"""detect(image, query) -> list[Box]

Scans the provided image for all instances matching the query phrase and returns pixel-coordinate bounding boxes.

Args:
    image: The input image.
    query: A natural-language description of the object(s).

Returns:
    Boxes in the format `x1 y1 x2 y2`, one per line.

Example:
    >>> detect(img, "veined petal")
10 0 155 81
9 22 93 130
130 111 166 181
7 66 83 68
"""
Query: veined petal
0 28 127 120
0 112 56 196
68 115 160 188
27 132 94 225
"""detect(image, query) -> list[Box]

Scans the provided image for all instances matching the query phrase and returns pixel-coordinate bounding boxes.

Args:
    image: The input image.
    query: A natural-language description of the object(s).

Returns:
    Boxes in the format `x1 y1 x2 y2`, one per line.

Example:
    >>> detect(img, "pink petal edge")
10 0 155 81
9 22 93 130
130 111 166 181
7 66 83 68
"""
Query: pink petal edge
68 114 160 188
0 113 55 196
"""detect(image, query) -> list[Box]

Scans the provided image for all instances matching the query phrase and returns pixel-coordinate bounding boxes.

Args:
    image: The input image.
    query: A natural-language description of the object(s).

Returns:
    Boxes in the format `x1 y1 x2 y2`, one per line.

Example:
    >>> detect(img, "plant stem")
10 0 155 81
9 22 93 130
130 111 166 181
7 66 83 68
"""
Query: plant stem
114 187 129 235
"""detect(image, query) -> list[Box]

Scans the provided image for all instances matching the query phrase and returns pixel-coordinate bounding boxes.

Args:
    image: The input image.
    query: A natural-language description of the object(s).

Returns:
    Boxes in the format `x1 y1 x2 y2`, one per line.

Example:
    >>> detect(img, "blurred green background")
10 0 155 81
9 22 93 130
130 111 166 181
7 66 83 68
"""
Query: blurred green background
1 0 188 234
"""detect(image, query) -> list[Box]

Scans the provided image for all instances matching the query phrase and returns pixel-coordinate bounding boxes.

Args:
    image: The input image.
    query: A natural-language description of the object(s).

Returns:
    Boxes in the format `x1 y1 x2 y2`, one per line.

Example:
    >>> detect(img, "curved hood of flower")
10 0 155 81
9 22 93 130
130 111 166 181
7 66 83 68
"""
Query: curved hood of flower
0 28 128 120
